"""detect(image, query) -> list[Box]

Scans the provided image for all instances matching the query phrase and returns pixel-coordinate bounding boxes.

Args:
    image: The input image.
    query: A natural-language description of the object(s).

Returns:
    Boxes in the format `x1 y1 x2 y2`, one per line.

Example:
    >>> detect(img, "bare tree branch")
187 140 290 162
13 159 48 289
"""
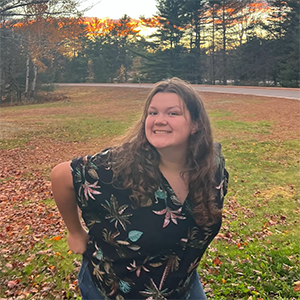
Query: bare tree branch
0 0 49 14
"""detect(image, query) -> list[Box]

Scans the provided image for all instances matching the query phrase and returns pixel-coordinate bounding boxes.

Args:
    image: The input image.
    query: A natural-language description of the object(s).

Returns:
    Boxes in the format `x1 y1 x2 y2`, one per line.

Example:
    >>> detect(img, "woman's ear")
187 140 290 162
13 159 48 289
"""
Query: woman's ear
191 123 198 134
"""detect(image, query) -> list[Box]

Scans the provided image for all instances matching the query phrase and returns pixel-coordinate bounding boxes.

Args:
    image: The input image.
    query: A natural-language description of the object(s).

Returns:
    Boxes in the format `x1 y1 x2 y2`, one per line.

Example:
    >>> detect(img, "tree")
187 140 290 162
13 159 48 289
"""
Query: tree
62 15 142 83
17 13 83 97
250 0 300 87
155 0 186 49
0 0 48 16
140 0 187 81
205 0 220 84
0 20 26 102
214 1 273 85
275 0 299 87
183 0 208 83
229 37 274 85
0 0 81 17
214 0 248 84
0 0 83 102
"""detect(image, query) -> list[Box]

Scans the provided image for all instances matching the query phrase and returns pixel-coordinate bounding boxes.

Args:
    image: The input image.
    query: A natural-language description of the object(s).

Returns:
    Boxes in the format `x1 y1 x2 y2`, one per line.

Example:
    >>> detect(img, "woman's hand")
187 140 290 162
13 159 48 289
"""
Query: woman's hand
68 227 89 254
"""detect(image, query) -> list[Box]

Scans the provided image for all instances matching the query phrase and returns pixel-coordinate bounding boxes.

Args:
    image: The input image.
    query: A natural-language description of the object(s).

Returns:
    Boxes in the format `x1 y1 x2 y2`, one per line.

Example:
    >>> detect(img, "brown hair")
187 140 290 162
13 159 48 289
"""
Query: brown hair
109 77 221 226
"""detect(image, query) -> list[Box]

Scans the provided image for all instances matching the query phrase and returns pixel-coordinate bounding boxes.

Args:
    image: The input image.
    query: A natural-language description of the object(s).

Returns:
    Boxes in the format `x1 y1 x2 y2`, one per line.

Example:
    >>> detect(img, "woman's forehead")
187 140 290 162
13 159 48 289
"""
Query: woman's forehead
149 92 185 107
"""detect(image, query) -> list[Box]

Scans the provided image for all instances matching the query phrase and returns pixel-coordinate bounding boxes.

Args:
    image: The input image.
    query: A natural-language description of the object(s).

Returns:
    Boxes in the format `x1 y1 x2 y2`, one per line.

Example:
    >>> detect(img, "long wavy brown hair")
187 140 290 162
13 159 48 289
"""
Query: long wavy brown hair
108 77 221 226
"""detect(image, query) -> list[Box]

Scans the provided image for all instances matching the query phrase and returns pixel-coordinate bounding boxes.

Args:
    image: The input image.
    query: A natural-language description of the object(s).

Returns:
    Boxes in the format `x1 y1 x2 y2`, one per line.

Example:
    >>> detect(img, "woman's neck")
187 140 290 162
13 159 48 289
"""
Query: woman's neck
158 148 187 175
158 150 189 202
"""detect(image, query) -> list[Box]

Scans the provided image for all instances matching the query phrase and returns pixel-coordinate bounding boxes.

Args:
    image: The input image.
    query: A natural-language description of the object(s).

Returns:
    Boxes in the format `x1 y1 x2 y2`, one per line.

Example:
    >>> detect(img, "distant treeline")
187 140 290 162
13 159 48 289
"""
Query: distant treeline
0 0 299 103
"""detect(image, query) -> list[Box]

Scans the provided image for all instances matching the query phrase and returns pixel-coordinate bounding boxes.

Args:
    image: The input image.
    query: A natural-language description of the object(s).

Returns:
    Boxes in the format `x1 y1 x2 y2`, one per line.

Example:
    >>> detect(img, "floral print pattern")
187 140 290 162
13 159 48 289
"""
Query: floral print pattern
101 194 133 231
80 180 102 200
153 206 186 228
71 145 228 299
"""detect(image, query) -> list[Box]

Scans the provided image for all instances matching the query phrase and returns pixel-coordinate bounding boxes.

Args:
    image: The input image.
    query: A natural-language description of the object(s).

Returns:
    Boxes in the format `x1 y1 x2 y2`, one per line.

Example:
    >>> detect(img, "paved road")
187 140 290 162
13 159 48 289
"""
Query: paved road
58 83 300 100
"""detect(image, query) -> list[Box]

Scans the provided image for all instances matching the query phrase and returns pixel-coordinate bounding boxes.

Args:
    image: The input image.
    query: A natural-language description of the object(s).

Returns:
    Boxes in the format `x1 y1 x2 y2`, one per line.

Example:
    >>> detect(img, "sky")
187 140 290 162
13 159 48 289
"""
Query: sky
80 0 158 19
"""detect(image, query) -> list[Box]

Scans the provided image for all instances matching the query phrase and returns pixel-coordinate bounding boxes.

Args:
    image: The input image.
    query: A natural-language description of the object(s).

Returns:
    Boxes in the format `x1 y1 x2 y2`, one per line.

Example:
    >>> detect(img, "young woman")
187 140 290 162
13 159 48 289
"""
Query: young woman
51 77 229 300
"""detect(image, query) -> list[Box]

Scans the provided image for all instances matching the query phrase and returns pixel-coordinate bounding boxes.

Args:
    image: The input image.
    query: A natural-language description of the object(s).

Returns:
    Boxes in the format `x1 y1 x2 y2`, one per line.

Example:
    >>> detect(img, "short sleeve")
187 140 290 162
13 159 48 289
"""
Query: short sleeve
70 149 114 211
214 143 229 209
70 155 95 210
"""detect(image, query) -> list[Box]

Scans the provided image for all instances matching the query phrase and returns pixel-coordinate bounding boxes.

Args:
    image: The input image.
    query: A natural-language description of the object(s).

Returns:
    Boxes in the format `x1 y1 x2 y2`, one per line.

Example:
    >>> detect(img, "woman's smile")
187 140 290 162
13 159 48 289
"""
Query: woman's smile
154 130 172 134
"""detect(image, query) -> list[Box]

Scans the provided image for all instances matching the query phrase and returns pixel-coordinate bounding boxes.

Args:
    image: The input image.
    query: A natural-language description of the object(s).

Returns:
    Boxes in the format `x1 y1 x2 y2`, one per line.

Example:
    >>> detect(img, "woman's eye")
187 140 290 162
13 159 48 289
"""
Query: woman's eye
169 111 180 116
148 111 157 116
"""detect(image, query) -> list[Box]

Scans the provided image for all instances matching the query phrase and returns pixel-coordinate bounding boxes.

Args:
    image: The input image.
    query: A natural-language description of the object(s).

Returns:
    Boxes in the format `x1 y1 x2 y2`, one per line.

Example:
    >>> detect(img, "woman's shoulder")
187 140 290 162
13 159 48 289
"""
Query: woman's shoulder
71 148 112 167
71 148 114 184
214 142 225 169
51 161 73 189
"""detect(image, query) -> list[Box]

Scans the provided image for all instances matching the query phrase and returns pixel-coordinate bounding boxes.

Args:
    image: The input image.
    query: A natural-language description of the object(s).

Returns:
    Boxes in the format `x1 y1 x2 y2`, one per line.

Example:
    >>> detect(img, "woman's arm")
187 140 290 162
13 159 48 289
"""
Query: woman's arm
51 161 89 254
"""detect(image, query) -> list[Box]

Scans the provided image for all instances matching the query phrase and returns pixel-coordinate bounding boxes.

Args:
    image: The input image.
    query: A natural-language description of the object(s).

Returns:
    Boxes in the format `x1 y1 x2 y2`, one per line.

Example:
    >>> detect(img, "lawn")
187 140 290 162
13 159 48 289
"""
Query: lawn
0 86 299 299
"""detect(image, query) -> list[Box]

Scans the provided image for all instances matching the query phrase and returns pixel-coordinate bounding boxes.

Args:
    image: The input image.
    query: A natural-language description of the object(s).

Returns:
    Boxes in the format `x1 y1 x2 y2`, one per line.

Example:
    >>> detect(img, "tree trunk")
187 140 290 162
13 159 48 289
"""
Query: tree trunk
196 19 201 84
222 2 227 85
31 64 38 98
25 54 30 97
0 14 2 102
211 7 216 85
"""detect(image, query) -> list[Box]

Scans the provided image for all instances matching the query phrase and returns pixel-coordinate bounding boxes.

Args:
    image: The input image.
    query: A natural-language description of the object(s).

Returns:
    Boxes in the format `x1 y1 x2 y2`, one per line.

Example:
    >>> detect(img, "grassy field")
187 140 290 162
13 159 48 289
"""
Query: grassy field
0 86 299 299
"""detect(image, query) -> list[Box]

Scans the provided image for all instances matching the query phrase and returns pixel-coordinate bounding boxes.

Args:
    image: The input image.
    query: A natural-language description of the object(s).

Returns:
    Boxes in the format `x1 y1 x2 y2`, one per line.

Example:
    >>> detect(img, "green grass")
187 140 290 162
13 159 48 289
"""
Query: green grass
0 90 142 148
208 110 233 118
200 241 300 299
2 237 81 298
45 117 135 142
0 134 34 149
0 114 138 148
213 120 272 135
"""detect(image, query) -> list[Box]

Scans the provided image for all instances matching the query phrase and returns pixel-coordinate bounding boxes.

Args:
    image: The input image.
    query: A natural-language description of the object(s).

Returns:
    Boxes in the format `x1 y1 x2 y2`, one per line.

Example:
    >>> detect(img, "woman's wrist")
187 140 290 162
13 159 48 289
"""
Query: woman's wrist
68 225 87 236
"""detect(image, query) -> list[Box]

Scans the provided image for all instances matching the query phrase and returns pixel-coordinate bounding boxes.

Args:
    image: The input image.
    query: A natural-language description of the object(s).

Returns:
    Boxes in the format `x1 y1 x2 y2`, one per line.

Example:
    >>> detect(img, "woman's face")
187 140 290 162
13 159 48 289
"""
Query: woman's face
145 92 195 153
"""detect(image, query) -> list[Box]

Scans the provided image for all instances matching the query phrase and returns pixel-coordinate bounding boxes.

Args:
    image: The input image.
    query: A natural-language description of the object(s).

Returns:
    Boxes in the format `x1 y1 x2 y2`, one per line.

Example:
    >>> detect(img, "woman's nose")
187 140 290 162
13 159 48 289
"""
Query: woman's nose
154 114 167 125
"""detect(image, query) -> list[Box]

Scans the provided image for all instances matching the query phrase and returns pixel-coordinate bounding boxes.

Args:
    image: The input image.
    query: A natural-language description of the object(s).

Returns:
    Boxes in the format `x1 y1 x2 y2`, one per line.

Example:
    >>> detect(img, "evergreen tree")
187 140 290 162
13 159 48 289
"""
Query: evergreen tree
141 0 187 81
183 0 208 83
256 0 300 87
276 0 299 87
214 0 248 84
155 0 186 49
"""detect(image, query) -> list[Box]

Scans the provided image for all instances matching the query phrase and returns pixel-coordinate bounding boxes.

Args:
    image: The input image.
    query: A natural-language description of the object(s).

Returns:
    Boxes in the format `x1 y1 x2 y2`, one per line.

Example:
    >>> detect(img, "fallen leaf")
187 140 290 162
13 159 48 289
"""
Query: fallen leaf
213 257 222 266
7 279 20 288
294 281 300 292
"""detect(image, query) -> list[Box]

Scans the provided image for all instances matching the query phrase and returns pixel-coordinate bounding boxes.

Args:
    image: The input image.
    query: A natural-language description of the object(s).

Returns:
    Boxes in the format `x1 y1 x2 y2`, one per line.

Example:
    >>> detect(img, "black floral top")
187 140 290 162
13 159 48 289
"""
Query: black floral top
71 146 228 300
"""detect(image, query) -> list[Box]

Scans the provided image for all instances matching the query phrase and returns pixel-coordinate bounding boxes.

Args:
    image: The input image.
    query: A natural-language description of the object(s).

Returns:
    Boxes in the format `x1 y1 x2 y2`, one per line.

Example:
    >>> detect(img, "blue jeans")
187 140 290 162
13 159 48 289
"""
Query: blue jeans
78 256 207 300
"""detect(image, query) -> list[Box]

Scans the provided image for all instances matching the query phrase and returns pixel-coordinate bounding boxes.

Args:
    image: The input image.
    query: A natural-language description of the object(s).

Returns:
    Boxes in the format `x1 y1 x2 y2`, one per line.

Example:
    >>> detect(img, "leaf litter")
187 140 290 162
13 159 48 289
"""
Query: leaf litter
1 88 299 299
